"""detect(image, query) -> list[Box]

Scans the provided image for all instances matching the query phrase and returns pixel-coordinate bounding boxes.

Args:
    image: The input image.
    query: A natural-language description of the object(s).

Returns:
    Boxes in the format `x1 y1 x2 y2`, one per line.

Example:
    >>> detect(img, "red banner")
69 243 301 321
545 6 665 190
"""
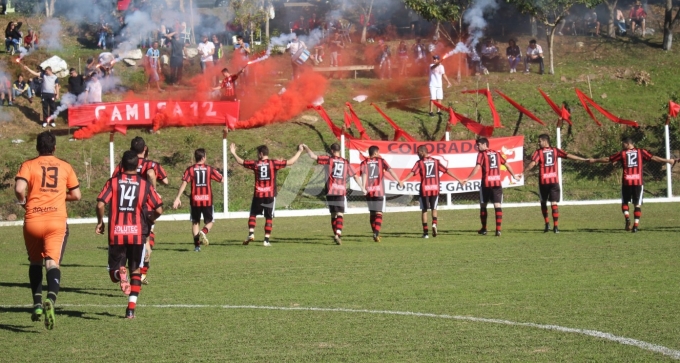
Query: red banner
347 137 524 195
461 89 503 128
495 90 545 126
575 88 639 127
670 101 680 118
370 103 416 142
431 101 494 137
68 101 240 138
538 89 572 125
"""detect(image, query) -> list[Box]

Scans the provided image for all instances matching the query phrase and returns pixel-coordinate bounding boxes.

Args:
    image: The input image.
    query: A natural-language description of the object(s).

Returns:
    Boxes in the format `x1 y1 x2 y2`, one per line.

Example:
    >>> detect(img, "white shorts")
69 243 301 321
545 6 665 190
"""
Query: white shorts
430 87 443 100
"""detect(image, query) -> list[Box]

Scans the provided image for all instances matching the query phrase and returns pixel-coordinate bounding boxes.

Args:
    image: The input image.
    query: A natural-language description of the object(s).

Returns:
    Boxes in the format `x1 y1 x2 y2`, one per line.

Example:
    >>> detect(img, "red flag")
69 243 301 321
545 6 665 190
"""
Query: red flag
370 103 416 142
431 100 493 136
343 111 351 129
308 105 343 139
574 88 639 127
538 89 572 125
345 102 370 140
431 100 456 126
495 90 545 126
461 89 502 127
113 125 127 135
226 114 238 130
560 106 571 124
670 101 680 118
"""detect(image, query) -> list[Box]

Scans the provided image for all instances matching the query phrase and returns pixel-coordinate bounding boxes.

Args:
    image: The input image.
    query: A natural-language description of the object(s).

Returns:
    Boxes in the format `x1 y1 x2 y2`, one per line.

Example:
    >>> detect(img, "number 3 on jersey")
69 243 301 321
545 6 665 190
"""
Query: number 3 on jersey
488 153 498 169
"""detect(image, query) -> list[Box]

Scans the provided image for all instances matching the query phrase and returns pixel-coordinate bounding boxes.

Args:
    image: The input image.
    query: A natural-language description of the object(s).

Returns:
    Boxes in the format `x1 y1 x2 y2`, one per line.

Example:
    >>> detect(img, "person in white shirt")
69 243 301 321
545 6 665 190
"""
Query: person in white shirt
287 35 307 80
524 39 544 75
196 35 215 74
84 75 102 104
480 38 499 74
428 55 452 117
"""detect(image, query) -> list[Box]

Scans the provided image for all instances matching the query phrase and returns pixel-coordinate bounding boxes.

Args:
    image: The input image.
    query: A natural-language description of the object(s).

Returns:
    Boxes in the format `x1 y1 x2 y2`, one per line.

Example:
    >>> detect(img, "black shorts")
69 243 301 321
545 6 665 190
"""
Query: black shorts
190 205 214 224
539 183 561 203
632 18 644 26
419 195 439 211
108 244 145 272
250 197 276 219
479 186 503 204
622 185 644 205
366 196 385 213
326 195 346 214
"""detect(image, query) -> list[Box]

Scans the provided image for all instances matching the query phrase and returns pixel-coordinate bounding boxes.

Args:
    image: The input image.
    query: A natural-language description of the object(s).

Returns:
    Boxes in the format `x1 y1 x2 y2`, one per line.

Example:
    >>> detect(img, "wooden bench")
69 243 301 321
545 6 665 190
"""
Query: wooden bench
312 65 376 79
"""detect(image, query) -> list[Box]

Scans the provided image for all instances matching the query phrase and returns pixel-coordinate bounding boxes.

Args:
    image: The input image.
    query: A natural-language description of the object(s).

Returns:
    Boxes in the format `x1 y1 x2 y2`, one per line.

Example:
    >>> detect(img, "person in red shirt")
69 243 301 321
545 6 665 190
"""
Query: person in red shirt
462 138 521 237
172 148 224 251
231 143 304 246
525 134 587 233
303 143 364 245
629 0 647 37
213 66 246 101
590 137 675 233
358 146 400 242
96 150 163 319
400 145 461 238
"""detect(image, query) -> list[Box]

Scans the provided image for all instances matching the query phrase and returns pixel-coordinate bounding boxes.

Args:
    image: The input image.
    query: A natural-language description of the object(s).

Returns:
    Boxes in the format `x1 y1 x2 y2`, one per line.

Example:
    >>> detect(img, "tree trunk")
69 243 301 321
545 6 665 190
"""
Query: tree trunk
180 0 185 12
530 16 537 37
547 25 557 75
360 0 374 44
663 0 673 50
606 1 618 38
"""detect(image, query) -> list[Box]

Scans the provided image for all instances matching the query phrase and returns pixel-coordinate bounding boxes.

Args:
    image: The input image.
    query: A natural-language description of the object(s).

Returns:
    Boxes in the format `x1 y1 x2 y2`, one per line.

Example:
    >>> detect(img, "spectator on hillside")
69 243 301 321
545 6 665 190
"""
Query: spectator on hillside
5 21 22 54
234 35 250 84
287 35 307 80
84 75 102 104
328 32 344 67
146 41 163 92
98 15 110 50
197 35 215 74
375 41 391 79
0 74 13 106
292 16 306 37
412 38 427 74
524 39 544 75
385 22 397 40
468 47 482 75
24 64 59 127
312 41 325 65
397 40 408 76
506 39 521 73
67 68 87 101
616 8 627 35
165 32 186 85
584 9 600 36
428 36 443 55
24 29 38 50
308 13 320 31
428 55 451 117
12 74 33 104
212 34 223 63
480 38 500 74
557 10 577 36
629 1 647 37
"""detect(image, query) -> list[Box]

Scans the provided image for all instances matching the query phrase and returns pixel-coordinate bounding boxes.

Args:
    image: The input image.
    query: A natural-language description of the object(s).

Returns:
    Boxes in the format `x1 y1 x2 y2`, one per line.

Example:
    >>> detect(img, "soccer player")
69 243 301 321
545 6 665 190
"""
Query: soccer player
357 146 401 242
172 148 224 251
590 137 676 232
230 143 304 246
15 131 81 329
399 145 461 238
96 150 163 319
461 138 521 237
140 147 168 284
525 134 587 233
302 143 364 245
213 66 247 101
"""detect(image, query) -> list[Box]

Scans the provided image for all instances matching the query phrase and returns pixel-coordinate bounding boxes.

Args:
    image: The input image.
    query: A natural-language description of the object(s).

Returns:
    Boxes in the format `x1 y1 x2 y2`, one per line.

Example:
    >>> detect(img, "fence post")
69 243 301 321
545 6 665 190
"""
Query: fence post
109 132 115 177
445 131 452 206
223 129 229 216
556 126 564 202
664 124 673 198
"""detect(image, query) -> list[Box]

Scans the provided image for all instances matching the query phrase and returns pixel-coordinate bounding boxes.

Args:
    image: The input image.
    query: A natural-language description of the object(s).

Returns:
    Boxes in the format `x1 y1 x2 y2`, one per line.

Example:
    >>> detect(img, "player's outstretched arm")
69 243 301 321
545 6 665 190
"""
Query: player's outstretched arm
387 168 400 182
95 201 106 235
651 156 677 165
461 165 481 185
173 181 188 209
525 161 537 172
352 174 366 194
505 164 521 181
566 154 587 161
14 178 27 205
147 168 157 189
229 143 245 165
150 206 163 223
66 187 82 202
446 170 462 183
287 145 305 166
303 144 318 160
400 171 415 187
589 157 610 163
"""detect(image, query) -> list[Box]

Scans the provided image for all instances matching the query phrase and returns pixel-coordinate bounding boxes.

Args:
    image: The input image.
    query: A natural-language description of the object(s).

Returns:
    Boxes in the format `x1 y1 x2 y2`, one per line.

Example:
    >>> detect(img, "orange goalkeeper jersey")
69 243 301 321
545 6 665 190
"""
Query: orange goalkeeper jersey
15 155 79 221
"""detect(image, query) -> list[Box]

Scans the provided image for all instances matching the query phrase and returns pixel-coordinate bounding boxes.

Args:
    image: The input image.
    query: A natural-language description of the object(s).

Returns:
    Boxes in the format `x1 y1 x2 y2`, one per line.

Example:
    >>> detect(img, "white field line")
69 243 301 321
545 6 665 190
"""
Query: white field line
2 197 680 227
2 303 679 359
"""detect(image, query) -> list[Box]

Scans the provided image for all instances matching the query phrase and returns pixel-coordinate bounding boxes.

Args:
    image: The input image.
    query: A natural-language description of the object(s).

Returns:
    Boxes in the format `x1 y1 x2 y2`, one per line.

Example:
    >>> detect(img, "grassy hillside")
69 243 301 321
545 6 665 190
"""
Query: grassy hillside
2 13 680 218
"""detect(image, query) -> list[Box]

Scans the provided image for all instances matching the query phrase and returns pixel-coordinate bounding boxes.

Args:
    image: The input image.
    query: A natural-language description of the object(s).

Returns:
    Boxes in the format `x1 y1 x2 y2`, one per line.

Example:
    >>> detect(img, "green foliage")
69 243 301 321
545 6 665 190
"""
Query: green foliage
229 0 269 38
14 0 42 14
403 0 464 22
508 0 603 25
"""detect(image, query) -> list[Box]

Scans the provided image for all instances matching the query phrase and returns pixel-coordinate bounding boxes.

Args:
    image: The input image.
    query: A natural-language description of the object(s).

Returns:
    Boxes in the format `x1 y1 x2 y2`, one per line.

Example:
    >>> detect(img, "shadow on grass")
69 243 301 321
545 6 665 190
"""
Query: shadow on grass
0 282 121 298
366 121 389 140
0 323 38 333
294 122 331 152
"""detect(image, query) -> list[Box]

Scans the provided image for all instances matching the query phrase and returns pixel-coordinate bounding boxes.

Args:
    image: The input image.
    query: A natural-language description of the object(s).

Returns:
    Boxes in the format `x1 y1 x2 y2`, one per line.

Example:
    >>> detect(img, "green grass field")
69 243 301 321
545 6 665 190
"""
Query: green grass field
1 204 679 362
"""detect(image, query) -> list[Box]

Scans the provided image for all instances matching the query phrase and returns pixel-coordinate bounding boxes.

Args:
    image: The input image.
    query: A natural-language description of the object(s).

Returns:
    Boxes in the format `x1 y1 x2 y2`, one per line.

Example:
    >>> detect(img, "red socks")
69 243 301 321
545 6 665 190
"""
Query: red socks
551 205 559 226
541 204 549 223
264 219 273 236
495 208 502 232
480 209 488 229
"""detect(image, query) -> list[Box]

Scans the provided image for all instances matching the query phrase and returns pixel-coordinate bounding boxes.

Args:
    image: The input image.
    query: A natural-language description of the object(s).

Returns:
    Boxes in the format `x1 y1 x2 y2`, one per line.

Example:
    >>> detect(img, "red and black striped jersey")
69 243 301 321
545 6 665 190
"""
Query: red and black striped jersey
476 149 506 188
220 75 239 98
609 148 653 186
359 157 391 198
181 164 223 206
317 155 355 196
243 159 287 198
531 147 568 185
97 173 163 246
409 156 448 196
112 158 154 179
148 160 167 181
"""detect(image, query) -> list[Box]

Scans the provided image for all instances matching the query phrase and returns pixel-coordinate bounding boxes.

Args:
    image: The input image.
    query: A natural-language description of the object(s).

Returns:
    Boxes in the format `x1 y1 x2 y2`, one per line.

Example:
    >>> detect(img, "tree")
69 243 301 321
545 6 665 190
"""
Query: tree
353 0 375 43
509 0 602 75
45 0 56 17
229 0 269 45
601 0 619 38
662 0 680 50
404 0 470 43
